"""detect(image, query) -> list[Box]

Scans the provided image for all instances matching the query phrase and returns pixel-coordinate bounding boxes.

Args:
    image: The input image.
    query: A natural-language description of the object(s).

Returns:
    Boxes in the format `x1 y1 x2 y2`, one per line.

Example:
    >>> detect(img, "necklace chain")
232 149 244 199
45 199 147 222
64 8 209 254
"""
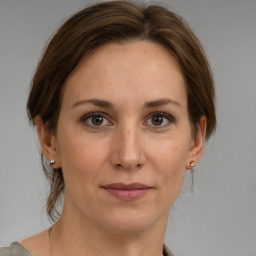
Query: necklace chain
48 226 53 256
48 225 167 256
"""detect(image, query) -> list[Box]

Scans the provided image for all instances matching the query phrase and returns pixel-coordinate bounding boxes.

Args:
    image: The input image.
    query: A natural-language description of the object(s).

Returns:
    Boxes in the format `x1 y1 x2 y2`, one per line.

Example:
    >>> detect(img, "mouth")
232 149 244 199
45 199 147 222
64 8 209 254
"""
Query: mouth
101 183 153 201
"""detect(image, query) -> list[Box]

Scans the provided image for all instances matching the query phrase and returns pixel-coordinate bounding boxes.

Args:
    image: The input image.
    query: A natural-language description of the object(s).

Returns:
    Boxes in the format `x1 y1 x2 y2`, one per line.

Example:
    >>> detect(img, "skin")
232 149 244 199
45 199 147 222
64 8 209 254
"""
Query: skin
21 41 206 256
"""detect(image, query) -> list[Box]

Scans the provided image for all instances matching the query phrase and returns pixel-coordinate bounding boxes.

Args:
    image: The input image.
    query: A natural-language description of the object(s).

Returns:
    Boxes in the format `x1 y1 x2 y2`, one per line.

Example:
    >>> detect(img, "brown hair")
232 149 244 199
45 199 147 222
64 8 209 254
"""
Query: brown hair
27 0 216 222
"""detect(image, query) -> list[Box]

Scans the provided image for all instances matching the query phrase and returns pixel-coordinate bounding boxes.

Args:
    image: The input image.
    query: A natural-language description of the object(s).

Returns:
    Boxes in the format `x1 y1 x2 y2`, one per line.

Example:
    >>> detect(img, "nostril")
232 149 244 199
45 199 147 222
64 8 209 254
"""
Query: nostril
115 162 143 170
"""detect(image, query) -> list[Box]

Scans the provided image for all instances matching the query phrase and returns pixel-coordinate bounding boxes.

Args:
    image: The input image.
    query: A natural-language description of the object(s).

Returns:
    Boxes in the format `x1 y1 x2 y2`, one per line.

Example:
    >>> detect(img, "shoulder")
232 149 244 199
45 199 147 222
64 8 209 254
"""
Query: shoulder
0 242 34 256
19 230 49 256
0 230 49 256
163 244 175 256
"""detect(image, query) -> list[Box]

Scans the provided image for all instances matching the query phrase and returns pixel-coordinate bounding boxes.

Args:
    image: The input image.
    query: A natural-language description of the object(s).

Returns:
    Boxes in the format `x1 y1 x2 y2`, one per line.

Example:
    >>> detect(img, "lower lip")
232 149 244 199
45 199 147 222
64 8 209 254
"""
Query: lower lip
103 188 151 200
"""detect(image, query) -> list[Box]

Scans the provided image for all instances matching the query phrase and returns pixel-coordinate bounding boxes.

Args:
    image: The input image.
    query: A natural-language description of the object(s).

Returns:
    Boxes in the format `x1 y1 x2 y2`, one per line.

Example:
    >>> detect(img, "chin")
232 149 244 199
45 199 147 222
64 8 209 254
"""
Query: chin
97 207 166 236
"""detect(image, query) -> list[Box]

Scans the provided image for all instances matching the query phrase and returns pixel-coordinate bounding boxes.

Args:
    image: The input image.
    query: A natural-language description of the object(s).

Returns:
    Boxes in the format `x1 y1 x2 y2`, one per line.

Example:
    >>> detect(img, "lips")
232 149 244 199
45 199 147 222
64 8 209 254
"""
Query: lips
101 183 152 200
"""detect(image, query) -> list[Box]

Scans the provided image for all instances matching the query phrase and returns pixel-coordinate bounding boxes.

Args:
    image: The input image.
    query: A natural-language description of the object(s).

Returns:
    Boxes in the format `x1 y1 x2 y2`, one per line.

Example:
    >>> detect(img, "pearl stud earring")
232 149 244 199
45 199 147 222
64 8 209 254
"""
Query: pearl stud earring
50 160 55 165
190 160 196 167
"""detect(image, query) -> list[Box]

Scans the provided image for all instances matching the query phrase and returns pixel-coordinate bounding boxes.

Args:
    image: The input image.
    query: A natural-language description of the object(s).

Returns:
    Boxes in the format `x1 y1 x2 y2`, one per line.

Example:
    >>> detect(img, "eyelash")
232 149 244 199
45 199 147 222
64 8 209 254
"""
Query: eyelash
145 112 176 129
81 112 111 129
81 111 176 129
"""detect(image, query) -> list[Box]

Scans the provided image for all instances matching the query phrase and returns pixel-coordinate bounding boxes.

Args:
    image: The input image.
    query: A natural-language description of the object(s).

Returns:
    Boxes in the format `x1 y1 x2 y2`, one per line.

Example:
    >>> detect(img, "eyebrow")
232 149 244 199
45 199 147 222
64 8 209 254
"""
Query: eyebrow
143 98 182 109
72 98 182 109
72 99 114 108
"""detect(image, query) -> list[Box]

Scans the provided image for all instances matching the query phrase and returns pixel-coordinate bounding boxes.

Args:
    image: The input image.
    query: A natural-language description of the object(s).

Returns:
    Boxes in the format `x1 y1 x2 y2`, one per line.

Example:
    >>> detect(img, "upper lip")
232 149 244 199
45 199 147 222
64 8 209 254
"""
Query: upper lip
102 183 152 190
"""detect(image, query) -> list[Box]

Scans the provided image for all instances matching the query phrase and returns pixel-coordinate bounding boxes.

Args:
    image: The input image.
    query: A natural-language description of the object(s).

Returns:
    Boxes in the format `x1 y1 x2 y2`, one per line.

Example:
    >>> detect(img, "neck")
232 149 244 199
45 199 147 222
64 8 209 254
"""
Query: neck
51 204 169 256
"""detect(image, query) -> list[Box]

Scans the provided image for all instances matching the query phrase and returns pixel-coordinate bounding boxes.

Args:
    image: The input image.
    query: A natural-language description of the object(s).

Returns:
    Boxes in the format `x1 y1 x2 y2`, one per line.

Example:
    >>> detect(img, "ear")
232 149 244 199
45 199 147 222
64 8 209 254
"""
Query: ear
35 116 61 169
186 116 207 170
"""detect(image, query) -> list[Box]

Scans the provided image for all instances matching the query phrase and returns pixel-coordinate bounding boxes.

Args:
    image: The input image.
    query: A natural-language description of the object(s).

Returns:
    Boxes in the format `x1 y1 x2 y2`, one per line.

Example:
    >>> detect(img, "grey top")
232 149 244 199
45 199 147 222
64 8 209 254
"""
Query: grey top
0 242 33 256
0 242 174 256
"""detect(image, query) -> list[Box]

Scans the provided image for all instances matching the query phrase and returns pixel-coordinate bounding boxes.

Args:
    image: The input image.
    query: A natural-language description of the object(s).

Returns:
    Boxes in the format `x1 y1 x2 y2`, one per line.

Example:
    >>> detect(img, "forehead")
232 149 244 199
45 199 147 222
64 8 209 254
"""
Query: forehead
62 40 187 110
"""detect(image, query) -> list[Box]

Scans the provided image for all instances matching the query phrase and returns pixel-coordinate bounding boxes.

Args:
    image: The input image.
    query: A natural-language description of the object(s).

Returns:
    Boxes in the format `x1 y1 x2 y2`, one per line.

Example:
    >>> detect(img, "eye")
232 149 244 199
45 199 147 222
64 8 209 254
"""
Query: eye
145 112 175 128
81 112 111 128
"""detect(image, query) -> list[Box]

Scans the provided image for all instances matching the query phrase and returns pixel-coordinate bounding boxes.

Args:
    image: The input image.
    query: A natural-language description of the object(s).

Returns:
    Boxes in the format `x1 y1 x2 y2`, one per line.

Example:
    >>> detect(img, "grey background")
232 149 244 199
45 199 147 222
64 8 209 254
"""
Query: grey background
0 0 255 255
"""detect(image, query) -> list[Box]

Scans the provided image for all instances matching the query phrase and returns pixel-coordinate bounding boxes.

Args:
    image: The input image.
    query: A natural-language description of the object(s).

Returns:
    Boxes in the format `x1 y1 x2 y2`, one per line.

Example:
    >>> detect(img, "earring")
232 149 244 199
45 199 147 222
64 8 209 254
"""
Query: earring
50 160 55 165
190 160 196 168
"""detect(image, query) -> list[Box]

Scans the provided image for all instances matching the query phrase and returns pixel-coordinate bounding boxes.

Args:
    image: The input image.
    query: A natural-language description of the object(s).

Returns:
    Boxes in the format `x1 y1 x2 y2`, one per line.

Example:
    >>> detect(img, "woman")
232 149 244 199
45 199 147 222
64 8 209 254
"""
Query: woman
0 1 216 255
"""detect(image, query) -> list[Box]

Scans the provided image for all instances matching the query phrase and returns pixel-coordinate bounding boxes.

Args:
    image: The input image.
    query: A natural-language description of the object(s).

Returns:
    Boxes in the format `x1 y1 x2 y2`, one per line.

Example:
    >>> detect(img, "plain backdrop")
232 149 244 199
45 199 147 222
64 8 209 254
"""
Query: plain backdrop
0 0 256 255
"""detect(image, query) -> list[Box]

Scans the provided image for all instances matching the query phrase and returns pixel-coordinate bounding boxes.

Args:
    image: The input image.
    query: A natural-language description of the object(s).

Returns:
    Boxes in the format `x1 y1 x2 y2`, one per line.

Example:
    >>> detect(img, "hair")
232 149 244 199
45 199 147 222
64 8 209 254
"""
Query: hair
27 0 216 222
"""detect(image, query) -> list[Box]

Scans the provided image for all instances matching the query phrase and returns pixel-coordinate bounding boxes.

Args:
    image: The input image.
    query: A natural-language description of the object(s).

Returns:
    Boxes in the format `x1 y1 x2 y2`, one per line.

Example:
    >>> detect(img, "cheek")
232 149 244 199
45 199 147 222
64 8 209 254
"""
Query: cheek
151 136 190 201
152 135 190 172
156 146 187 187
56 129 107 188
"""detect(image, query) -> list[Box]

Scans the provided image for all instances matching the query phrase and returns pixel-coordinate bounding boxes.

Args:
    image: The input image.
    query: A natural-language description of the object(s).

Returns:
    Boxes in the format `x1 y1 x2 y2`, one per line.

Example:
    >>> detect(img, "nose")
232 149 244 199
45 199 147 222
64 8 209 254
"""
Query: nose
110 126 146 171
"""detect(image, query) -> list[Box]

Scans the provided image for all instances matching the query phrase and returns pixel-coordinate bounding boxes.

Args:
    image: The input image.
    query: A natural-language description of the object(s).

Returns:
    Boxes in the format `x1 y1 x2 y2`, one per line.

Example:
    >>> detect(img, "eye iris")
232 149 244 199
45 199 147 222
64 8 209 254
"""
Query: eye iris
152 115 163 125
92 116 103 126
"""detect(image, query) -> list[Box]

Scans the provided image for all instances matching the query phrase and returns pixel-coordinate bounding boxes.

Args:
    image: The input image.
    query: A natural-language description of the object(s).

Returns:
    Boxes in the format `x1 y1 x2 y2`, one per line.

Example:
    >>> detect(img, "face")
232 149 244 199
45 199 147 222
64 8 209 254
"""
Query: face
40 41 204 235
